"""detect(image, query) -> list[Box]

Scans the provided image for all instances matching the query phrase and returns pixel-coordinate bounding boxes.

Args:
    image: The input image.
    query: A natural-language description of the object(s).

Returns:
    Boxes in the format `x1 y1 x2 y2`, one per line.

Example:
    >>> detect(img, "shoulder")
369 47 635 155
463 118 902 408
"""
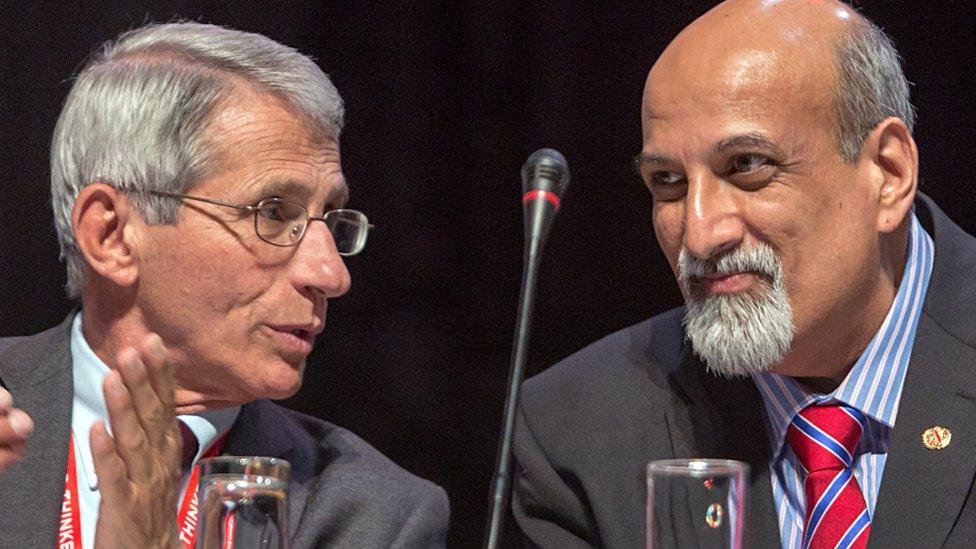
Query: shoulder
521 307 686 417
252 402 449 544
512 310 688 546
917 194 976 347
0 314 75 387
0 320 67 358
269 403 446 504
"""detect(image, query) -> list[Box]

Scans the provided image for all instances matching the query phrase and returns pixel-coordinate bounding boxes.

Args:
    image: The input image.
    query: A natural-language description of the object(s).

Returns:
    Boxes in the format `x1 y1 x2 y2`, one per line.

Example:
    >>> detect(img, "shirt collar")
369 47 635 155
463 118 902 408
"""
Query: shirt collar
752 212 935 458
70 313 240 490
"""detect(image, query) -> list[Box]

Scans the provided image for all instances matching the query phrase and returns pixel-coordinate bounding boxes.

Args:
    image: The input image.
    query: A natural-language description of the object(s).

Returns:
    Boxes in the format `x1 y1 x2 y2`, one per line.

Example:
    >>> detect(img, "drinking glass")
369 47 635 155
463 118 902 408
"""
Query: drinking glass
196 456 291 549
646 459 748 549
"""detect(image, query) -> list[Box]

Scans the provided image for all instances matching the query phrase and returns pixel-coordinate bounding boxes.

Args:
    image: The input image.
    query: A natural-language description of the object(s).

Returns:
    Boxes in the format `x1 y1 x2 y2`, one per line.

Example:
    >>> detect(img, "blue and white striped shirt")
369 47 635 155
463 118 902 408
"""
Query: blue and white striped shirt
752 213 934 549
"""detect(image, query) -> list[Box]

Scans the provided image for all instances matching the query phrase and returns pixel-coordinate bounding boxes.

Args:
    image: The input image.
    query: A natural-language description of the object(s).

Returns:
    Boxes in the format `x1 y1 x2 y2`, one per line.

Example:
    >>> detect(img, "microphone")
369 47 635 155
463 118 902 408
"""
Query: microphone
521 148 570 255
484 148 570 549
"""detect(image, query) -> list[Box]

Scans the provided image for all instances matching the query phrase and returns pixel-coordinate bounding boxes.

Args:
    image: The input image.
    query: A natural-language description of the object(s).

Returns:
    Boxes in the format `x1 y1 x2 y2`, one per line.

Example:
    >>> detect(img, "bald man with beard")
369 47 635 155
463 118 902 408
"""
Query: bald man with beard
512 1 976 547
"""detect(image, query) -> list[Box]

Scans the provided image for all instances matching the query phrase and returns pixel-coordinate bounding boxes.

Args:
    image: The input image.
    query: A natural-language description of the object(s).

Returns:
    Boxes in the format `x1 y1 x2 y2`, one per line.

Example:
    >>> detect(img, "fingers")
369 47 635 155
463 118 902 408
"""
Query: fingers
103 369 152 480
92 334 182 548
99 333 181 484
0 387 33 472
138 334 175 417
116 347 166 447
90 420 129 499
131 335 181 466
0 409 34 441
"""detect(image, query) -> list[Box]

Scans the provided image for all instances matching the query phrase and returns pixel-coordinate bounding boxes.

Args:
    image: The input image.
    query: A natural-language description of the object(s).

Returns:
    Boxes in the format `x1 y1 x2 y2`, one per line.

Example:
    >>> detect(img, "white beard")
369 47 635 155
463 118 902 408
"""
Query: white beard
679 243 795 377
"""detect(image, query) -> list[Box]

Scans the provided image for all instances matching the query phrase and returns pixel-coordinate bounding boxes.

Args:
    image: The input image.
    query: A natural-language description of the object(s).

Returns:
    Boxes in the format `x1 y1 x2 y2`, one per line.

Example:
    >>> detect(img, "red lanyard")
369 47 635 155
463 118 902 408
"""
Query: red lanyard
61 431 227 549
59 435 82 548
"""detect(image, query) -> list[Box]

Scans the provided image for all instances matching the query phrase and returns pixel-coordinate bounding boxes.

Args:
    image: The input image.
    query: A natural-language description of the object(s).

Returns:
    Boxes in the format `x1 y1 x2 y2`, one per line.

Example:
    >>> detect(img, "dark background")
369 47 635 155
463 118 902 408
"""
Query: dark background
2 1 973 545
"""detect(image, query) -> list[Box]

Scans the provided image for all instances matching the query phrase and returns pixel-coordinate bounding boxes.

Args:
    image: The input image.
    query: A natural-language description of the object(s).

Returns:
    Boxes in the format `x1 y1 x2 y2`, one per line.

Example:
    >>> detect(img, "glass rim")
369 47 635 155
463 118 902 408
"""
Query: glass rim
646 458 748 477
197 455 291 479
197 455 288 464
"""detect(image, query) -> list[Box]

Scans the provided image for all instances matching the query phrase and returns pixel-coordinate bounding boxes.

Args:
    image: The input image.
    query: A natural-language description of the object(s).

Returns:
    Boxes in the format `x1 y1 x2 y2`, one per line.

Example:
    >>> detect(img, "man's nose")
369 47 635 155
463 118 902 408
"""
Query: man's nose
681 173 745 261
290 218 352 299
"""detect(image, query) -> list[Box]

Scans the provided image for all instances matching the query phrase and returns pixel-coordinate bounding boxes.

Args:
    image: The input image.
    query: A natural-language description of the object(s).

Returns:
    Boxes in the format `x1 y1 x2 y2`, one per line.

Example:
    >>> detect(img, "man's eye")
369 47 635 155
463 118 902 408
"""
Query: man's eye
256 199 304 222
650 171 684 186
728 154 773 174
258 203 285 221
646 171 686 201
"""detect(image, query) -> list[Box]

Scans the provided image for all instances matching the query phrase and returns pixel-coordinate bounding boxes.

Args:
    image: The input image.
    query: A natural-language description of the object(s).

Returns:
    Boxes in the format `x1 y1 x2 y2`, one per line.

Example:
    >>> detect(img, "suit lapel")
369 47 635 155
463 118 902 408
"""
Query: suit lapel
868 313 976 547
0 315 75 546
869 196 976 546
668 352 781 548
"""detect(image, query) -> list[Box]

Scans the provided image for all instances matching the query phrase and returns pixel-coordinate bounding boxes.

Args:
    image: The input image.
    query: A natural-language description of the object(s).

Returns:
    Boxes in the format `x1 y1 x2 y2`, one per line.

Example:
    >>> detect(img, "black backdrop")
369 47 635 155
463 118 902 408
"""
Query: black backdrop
2 1 973 545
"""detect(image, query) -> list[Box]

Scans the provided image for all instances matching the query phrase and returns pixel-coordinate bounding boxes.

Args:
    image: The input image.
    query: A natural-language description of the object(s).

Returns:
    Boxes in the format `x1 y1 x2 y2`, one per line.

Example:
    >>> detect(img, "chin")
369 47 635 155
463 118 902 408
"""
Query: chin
253 379 302 401
251 362 305 401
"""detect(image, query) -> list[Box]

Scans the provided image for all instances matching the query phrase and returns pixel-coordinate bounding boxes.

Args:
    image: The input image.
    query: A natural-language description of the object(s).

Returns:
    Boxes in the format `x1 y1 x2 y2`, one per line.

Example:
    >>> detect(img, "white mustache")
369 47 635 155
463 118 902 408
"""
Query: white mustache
678 242 782 283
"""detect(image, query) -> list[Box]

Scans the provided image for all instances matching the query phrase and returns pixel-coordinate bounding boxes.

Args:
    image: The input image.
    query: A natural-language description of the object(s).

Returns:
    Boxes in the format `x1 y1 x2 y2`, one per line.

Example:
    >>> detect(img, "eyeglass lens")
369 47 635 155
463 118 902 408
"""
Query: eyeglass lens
254 199 368 254
325 210 369 256
255 200 308 245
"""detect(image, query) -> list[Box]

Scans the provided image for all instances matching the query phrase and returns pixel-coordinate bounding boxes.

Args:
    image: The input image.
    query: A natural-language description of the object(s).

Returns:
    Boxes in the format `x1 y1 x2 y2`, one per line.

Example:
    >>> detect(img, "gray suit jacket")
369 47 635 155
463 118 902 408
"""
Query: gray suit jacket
512 195 976 548
0 314 449 548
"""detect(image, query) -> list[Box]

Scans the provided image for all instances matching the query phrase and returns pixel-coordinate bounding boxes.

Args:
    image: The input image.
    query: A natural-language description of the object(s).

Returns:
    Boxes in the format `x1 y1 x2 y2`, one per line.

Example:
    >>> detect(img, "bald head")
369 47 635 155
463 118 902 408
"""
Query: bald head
646 0 913 162
661 0 858 70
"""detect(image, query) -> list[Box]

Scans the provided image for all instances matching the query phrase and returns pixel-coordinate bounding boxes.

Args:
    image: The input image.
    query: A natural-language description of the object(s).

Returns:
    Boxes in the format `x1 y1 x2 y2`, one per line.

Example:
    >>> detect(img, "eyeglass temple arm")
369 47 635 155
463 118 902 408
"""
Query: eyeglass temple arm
150 190 254 212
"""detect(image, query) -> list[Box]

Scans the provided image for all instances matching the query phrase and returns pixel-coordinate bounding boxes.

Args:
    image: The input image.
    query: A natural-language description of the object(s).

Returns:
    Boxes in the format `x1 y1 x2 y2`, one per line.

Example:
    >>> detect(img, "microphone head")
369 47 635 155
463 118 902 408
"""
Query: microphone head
521 148 570 199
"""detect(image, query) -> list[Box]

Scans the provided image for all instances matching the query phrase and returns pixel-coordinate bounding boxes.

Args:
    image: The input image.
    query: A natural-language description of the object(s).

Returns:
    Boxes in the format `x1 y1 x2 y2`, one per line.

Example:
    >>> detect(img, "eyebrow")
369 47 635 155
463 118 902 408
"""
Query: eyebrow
257 178 350 207
634 132 787 170
634 152 672 169
712 132 786 157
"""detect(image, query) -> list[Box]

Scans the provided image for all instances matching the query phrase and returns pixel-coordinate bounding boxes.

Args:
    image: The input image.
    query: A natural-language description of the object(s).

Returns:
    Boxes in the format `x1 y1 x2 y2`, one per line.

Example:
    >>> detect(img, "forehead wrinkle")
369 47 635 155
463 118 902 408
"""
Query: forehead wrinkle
713 132 787 157
252 178 313 198
245 176 349 207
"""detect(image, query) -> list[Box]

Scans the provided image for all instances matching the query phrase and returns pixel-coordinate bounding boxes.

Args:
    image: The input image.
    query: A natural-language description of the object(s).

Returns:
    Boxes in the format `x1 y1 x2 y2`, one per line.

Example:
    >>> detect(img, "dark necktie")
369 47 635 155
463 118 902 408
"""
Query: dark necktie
786 404 871 549
178 420 199 473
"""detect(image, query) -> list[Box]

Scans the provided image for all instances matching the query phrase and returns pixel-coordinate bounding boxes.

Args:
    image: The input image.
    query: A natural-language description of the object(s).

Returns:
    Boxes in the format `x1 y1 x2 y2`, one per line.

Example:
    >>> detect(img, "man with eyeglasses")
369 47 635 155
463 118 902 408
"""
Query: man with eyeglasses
0 22 448 547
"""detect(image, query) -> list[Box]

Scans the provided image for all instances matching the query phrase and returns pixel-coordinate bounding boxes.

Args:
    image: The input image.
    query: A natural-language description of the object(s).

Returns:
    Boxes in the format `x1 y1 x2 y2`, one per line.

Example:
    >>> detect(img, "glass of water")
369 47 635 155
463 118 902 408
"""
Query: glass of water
196 456 291 549
646 459 748 549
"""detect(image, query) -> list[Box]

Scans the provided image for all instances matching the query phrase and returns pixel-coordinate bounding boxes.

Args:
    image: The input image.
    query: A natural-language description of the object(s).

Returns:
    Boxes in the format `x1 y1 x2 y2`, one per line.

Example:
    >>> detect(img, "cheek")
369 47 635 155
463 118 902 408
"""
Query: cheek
144 235 269 317
652 204 684 270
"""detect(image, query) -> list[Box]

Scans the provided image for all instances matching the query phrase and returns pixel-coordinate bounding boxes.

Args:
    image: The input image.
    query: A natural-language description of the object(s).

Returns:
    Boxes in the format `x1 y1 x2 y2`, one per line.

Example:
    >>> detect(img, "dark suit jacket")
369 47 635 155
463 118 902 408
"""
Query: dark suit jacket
0 314 449 548
512 195 976 548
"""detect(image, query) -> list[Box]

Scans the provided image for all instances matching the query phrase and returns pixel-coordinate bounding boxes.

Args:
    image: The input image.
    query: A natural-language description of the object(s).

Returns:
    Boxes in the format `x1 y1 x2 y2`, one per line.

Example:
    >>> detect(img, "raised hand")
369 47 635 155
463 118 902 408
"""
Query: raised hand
91 333 183 548
0 386 33 473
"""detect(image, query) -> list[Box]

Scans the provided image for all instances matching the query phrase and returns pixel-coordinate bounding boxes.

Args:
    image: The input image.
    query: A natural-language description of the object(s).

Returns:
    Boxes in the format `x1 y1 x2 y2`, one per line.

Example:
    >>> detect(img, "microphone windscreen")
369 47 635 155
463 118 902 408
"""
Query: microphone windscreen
521 148 570 198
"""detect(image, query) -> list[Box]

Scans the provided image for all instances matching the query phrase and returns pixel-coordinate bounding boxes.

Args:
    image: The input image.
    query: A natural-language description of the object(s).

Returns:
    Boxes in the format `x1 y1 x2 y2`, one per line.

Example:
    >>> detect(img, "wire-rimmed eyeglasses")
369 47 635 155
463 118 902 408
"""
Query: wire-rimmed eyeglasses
134 188 372 256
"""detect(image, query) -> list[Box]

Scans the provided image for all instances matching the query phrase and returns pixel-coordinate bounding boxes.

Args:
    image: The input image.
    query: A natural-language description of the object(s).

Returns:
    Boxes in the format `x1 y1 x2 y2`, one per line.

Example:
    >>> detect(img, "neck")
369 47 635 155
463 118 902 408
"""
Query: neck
795 376 844 394
172 388 242 415
80 290 239 414
80 291 149 375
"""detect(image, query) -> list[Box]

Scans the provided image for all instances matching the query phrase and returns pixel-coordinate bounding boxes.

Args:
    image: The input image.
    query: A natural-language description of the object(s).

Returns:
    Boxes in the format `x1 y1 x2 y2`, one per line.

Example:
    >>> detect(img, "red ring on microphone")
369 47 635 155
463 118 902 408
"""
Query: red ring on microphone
522 190 561 210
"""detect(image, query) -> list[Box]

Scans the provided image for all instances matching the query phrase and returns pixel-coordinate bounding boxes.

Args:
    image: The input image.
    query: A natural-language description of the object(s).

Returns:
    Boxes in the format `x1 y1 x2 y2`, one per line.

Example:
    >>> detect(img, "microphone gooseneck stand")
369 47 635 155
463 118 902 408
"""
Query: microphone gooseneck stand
484 149 570 549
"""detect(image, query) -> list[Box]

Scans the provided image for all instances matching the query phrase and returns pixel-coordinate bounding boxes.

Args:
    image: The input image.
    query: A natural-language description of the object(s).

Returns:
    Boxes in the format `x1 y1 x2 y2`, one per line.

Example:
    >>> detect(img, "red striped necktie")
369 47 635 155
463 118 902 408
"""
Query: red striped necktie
786 404 872 549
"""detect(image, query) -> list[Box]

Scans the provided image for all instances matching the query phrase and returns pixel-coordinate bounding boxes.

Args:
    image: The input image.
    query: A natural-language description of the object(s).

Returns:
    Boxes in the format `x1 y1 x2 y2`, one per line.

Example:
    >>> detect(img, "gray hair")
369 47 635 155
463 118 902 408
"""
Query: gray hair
51 22 345 298
832 15 916 162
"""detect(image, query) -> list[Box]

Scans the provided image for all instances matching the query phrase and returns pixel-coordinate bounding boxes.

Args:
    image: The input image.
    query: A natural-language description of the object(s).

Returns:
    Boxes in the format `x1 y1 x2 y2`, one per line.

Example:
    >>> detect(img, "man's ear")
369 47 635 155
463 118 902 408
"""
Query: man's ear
863 117 918 234
71 183 142 288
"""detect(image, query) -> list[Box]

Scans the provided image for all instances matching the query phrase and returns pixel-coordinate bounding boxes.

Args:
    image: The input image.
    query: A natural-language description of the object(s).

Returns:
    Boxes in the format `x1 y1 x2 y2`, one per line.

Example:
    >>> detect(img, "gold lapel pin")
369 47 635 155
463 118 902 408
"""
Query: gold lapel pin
922 426 952 450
